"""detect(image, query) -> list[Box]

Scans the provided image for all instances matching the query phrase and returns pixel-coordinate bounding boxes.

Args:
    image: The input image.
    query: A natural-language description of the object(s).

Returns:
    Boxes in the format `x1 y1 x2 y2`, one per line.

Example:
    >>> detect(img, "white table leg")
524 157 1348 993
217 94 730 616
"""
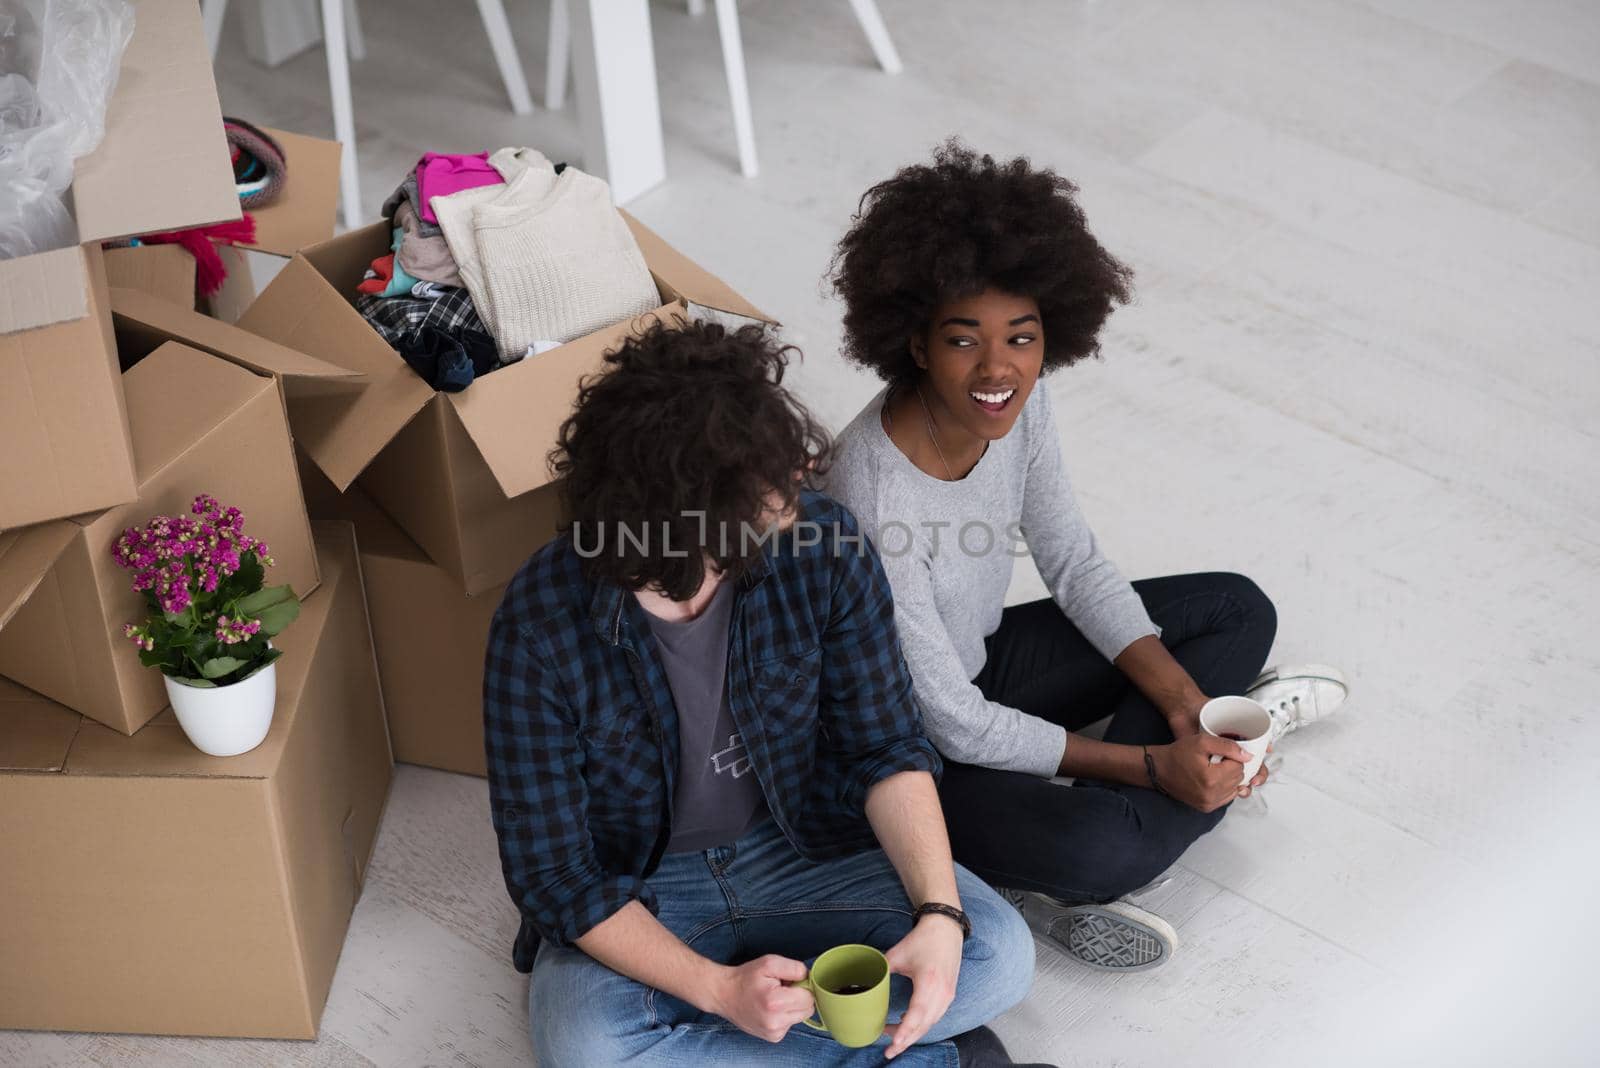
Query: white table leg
845 0 903 74
713 0 758 178
475 0 536 115
320 0 363 228
569 0 665 205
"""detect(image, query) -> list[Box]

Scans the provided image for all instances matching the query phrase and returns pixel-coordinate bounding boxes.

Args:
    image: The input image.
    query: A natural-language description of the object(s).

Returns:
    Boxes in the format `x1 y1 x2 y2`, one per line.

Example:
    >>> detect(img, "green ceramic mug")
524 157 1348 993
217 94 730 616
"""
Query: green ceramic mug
787 944 891 1048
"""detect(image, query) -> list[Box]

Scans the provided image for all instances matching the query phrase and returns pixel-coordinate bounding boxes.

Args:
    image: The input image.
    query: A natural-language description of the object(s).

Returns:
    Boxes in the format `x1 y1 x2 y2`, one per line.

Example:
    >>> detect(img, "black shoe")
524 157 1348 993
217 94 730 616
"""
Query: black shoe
950 1024 1059 1068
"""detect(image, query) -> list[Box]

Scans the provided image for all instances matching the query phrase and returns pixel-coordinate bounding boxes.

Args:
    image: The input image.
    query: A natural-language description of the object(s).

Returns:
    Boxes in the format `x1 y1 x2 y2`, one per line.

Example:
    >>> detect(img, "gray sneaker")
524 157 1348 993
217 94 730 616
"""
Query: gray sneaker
1020 894 1178 972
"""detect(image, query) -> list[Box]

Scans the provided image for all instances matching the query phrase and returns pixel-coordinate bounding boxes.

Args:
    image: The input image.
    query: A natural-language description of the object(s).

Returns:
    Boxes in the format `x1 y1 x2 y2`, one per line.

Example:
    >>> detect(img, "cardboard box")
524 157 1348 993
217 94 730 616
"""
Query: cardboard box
0 0 238 529
302 463 497 777
0 522 393 1039
237 213 774 595
0 342 320 734
102 126 343 323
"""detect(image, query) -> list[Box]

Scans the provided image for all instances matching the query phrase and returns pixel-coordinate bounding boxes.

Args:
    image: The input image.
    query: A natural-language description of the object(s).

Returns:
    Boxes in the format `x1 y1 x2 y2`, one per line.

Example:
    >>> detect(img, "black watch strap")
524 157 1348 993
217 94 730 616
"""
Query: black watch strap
913 902 971 940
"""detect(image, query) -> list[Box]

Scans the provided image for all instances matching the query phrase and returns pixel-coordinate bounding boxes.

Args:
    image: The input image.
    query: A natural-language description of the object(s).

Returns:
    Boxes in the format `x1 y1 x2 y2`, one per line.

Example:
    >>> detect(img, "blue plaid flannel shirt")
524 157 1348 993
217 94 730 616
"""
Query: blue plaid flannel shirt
483 491 942 971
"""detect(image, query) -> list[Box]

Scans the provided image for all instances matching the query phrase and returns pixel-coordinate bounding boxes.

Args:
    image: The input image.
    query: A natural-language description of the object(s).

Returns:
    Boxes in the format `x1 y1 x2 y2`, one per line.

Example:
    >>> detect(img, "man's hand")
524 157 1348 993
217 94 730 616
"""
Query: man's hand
709 955 817 1043
1151 733 1251 812
881 914 964 1058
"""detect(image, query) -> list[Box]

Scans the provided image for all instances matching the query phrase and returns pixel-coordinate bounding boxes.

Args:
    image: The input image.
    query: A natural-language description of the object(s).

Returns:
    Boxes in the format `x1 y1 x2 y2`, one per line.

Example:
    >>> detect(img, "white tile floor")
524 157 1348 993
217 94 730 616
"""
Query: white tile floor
6 0 1599 1063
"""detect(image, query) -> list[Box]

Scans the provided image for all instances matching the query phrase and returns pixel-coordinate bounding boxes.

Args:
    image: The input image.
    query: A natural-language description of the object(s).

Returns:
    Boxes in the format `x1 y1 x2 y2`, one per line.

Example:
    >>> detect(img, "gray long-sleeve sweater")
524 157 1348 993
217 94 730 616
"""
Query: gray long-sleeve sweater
823 384 1158 778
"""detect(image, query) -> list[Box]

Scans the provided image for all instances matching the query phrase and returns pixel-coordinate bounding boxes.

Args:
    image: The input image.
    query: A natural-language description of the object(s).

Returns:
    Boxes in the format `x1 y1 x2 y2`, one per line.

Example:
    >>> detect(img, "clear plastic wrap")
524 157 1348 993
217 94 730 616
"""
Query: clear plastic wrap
0 0 134 260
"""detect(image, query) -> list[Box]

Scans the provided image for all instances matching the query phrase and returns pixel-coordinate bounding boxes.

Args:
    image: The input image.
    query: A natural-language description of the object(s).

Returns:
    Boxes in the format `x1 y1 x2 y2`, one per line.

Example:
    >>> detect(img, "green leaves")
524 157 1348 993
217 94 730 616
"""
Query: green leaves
199 656 247 679
237 584 300 636
122 535 300 687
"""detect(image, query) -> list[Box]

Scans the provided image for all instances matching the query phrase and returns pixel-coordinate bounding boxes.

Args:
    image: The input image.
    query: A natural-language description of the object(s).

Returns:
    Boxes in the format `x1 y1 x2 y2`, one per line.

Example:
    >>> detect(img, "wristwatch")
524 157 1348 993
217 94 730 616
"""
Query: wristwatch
913 902 971 940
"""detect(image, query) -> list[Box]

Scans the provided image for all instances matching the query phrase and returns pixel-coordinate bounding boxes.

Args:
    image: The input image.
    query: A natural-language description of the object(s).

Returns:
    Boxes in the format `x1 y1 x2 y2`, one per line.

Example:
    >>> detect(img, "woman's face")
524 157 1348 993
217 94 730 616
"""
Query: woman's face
911 287 1044 441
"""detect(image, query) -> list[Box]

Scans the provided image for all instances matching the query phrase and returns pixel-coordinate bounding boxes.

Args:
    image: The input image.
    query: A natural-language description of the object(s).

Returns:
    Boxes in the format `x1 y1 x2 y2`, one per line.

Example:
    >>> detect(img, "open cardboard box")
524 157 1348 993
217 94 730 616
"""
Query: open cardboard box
301 460 497 777
102 125 343 322
238 212 776 595
0 523 393 1039
0 0 239 529
0 340 326 734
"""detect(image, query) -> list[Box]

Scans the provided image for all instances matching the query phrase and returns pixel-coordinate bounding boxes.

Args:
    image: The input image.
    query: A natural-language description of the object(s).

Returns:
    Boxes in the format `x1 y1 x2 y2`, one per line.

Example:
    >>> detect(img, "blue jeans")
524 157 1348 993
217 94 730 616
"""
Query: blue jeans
941 572 1277 902
528 817 1035 1066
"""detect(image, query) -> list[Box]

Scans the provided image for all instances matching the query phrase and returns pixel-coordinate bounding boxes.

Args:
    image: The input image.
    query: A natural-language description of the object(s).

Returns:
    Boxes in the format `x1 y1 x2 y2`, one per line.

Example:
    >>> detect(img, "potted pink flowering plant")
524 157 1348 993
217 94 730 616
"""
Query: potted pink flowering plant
113 494 300 756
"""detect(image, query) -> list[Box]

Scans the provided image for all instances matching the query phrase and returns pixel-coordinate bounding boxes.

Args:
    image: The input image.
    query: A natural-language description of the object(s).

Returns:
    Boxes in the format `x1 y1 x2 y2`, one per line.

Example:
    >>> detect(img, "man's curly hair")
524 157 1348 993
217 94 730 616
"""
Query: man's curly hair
829 139 1134 383
550 317 830 600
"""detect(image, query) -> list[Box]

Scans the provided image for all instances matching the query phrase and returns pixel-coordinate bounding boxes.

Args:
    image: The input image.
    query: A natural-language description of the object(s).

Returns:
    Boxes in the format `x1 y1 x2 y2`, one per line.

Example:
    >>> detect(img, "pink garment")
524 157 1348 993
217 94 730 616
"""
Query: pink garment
415 152 500 224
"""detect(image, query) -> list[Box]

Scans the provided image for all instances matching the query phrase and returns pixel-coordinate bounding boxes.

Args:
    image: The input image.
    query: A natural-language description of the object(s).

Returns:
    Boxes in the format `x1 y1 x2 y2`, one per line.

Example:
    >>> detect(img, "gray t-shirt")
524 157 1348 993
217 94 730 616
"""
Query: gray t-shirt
643 579 769 853
823 383 1159 778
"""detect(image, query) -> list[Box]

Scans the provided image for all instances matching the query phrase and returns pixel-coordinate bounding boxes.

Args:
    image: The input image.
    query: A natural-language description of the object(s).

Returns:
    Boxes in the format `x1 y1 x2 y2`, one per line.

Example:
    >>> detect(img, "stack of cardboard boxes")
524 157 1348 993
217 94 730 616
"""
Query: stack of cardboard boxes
0 0 772 1043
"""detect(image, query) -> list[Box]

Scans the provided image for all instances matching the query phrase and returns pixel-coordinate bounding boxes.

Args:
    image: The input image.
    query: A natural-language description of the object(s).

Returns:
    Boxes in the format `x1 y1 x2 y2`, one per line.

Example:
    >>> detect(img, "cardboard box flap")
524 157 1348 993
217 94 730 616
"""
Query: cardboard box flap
0 678 81 771
622 212 773 325
446 306 673 499
0 522 77 630
239 128 341 258
72 0 239 244
110 287 362 389
103 245 198 308
63 521 355 779
122 342 278 483
237 247 436 490
0 246 90 335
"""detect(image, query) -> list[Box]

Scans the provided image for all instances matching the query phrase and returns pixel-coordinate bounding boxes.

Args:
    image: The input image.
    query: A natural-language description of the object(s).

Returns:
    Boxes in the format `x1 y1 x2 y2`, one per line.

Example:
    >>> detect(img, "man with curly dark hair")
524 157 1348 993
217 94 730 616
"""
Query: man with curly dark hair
484 318 1048 1067
824 142 1349 973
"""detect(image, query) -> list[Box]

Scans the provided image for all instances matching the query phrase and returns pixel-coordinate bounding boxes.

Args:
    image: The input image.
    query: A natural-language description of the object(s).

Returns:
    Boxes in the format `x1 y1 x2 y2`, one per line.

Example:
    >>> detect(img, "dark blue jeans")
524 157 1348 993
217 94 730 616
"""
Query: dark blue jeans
528 818 1034 1066
939 572 1277 903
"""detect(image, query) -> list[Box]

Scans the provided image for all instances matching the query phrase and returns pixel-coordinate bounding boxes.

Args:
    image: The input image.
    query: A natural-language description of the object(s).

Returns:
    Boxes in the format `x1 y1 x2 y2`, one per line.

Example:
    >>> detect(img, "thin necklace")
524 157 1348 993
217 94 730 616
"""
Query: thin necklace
915 386 956 481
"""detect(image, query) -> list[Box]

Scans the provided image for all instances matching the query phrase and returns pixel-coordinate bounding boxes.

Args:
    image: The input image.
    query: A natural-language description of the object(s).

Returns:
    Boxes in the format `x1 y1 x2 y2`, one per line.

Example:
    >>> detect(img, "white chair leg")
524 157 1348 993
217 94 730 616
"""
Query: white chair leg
202 0 229 58
546 0 571 110
343 0 367 61
712 0 757 178
687 0 706 14
845 0 902 74
320 0 363 228
476 0 536 115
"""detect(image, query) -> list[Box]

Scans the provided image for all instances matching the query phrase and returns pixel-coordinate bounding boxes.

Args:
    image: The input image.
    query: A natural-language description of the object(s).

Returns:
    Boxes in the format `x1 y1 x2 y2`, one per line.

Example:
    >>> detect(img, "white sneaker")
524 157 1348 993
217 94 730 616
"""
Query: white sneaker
1019 894 1178 972
1247 663 1348 738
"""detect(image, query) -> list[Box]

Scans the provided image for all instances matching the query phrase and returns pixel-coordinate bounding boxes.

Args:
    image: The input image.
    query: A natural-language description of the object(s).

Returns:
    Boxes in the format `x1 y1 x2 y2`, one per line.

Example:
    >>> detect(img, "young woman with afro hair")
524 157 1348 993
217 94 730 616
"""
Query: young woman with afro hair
822 140 1347 973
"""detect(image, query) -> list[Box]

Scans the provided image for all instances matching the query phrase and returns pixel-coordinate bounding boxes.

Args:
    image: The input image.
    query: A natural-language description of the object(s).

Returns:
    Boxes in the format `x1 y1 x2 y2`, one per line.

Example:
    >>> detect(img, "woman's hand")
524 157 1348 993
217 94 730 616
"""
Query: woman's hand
1151 734 1251 812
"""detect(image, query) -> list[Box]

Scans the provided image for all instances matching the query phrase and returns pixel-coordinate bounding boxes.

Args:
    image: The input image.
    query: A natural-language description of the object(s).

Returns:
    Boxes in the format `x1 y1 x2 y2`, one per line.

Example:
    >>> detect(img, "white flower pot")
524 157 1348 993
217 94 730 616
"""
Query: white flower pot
164 660 278 756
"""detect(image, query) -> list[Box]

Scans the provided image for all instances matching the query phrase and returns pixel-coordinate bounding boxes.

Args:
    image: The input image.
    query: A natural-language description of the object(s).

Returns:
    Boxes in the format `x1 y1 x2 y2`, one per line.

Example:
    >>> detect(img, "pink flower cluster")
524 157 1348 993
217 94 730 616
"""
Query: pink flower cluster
111 494 272 617
123 622 155 652
214 614 263 645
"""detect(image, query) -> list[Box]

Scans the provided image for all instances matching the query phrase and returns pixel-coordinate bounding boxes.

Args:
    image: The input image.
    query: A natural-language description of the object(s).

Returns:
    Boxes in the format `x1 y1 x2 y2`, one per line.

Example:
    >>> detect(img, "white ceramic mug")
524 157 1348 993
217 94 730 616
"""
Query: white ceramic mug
1199 695 1273 787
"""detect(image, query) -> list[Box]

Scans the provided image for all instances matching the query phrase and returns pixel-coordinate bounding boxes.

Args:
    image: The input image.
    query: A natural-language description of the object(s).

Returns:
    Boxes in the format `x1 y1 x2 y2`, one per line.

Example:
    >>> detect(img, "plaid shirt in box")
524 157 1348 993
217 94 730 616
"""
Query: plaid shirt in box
483 491 942 971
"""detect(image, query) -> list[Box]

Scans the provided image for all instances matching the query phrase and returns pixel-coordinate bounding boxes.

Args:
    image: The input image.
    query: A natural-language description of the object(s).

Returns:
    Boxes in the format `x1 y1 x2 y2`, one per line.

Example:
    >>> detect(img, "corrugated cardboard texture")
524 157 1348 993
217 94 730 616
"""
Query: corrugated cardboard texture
72 0 239 244
103 244 198 308
242 128 341 257
0 243 140 528
236 228 436 490
198 243 256 324
303 472 498 776
111 286 363 386
0 343 320 734
0 526 392 1038
0 245 90 334
0 522 74 629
